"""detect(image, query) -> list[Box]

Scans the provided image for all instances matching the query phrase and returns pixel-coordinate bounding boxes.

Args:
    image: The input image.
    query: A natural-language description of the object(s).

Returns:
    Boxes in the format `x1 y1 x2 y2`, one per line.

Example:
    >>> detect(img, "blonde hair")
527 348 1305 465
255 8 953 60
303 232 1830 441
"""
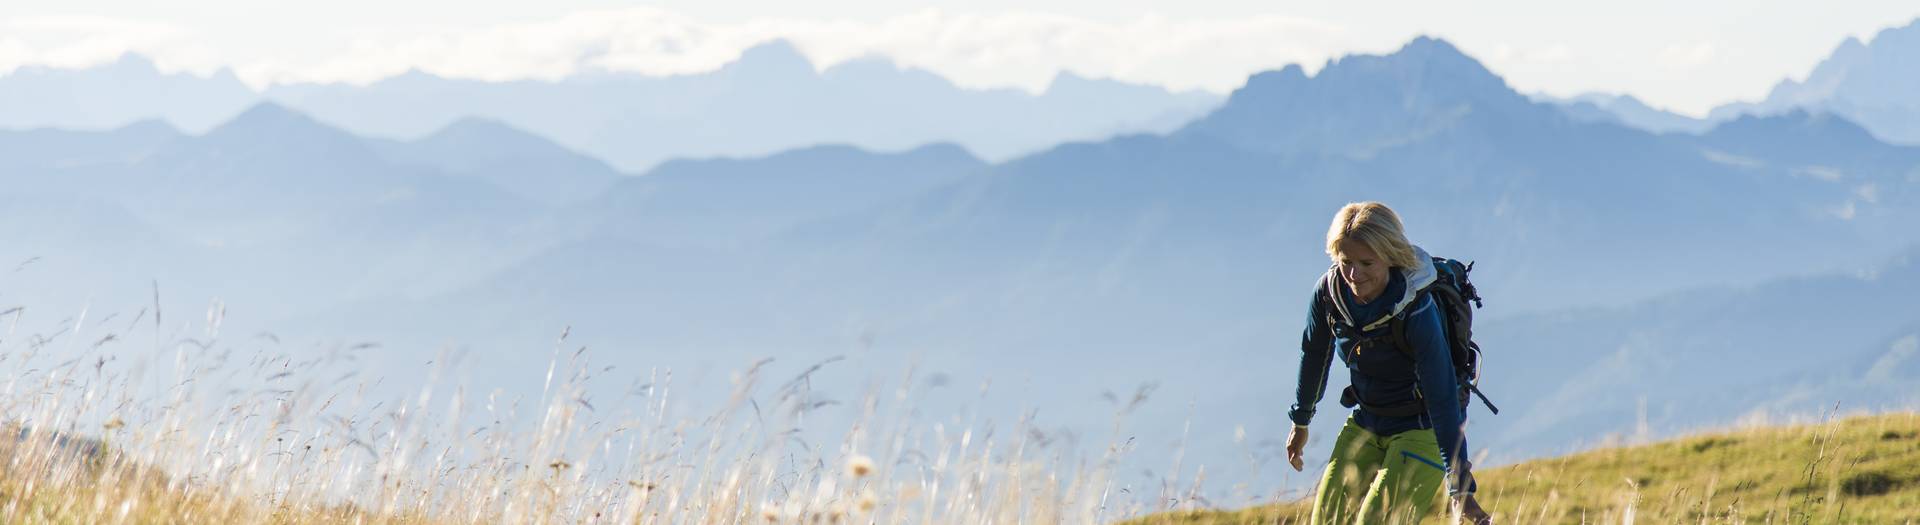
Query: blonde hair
1325 202 1420 269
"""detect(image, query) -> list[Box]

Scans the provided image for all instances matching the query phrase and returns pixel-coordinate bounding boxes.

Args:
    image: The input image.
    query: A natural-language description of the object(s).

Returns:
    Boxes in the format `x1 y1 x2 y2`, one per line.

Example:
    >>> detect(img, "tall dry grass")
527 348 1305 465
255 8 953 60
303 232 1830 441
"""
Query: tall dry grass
0 299 1200 524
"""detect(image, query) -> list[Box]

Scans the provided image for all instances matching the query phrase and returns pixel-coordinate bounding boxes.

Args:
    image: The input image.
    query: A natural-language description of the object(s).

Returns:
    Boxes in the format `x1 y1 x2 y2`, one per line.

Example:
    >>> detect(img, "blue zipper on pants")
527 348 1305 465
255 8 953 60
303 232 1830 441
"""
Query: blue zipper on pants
1401 450 1445 471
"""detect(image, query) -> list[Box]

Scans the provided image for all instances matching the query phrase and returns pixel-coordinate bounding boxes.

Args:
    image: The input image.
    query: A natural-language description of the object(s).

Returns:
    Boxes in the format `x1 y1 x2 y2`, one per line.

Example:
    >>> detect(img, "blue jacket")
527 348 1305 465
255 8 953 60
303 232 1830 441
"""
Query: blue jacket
1288 246 1473 491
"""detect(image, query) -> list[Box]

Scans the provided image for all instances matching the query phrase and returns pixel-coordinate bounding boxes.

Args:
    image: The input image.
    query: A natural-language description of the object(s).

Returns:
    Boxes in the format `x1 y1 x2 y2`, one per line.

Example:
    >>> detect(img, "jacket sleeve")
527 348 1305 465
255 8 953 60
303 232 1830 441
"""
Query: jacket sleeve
1288 282 1336 427
1405 294 1474 494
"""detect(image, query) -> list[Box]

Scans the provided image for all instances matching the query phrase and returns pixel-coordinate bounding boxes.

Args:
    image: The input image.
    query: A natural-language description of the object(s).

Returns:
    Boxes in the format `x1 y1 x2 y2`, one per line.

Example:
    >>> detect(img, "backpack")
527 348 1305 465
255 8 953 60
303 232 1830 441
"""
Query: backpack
1321 256 1499 417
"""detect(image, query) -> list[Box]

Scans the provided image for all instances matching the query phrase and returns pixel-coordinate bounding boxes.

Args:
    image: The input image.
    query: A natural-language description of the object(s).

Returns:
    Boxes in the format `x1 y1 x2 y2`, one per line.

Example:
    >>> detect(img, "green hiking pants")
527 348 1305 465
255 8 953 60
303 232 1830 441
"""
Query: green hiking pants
1309 415 1448 524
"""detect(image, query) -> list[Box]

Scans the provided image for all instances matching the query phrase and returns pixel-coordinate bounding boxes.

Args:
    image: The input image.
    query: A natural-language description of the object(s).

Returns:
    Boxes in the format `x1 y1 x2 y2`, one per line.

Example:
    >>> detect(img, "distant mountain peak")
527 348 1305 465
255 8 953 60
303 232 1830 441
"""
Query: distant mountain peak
726 39 817 78
93 53 247 86
198 101 368 152
1708 16 1920 142
1179 35 1537 155
1709 109 1878 141
118 118 183 136
418 116 589 160
1543 91 1713 134
899 141 981 163
222 101 306 125
1400 35 1467 57
1041 70 1181 99
435 116 523 136
1044 70 1095 88
1237 64 1309 94
1232 35 1507 101
1376 35 1500 81
5 53 163 78
1838 34 1871 53
365 68 450 89
1578 92 1689 117
109 53 161 73
1875 16 1920 40
1611 93 1655 108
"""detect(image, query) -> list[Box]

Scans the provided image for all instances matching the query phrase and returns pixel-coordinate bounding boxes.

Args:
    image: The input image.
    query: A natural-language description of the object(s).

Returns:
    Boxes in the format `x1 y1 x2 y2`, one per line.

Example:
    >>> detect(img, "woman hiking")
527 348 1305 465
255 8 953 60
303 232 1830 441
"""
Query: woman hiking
1285 202 1493 524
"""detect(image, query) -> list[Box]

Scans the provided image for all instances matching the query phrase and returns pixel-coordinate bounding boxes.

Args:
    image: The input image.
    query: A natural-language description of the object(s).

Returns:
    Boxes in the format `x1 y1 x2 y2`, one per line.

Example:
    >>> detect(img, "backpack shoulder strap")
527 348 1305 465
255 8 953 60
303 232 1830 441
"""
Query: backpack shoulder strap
1318 266 1356 330
1387 288 1431 360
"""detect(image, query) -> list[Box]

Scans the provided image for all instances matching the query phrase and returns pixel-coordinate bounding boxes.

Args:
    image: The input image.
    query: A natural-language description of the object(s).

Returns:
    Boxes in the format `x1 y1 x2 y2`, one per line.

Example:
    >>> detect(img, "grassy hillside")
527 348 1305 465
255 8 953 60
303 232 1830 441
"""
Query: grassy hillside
3 312 1913 525
1132 412 1920 524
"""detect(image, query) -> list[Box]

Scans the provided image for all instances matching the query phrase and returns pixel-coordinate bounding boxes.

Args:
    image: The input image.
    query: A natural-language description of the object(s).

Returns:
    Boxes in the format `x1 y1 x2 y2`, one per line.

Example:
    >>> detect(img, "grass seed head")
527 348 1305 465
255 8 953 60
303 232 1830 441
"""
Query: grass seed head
846 454 874 479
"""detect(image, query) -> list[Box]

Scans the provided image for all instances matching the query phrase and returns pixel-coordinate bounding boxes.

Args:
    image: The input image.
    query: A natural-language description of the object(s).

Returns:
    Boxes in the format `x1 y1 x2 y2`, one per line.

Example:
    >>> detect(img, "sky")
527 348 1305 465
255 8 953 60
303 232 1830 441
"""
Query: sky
2 1 1917 117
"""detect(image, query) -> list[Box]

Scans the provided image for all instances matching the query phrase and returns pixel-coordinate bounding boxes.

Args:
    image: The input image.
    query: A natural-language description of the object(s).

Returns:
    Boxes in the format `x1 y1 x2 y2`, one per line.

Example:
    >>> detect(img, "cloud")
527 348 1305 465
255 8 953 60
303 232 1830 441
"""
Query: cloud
1855 183 1879 204
1529 43 1574 63
1655 40 1717 70
2 8 1370 93
0 15 222 75
1486 42 1574 66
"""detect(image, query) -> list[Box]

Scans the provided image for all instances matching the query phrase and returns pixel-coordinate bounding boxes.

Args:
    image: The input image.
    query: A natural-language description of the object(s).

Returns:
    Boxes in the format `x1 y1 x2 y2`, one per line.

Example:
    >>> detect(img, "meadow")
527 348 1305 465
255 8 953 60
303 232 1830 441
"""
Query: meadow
1132 412 1920 524
2 303 1915 524
0 305 1176 523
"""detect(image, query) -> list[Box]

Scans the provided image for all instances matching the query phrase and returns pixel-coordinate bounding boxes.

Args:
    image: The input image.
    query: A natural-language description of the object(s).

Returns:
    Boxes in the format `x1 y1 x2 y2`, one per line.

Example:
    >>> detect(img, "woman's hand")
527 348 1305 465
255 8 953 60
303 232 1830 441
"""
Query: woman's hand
1285 425 1308 471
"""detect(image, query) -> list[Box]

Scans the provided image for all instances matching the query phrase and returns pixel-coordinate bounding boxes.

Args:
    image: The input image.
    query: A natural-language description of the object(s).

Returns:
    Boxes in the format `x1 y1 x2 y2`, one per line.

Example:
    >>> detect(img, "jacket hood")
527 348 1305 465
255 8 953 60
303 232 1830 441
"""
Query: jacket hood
1324 245 1437 331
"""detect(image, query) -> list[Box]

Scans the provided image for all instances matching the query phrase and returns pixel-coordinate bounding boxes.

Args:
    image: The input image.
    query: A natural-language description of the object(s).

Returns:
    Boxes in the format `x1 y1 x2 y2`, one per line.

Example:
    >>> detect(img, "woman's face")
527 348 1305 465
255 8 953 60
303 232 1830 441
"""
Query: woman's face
1335 239 1391 302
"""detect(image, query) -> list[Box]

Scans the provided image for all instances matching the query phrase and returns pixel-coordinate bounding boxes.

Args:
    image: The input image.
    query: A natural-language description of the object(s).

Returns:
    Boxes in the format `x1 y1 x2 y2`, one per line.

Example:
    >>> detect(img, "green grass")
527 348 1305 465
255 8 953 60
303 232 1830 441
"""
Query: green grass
1132 412 1920 524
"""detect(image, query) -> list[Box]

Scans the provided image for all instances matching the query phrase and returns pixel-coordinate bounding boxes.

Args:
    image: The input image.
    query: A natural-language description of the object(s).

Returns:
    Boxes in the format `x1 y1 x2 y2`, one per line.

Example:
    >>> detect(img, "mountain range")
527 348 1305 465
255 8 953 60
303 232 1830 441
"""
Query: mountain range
1554 16 1920 145
1537 92 1713 134
0 41 1219 172
0 54 257 133
1478 247 1920 461
1710 17 1920 144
